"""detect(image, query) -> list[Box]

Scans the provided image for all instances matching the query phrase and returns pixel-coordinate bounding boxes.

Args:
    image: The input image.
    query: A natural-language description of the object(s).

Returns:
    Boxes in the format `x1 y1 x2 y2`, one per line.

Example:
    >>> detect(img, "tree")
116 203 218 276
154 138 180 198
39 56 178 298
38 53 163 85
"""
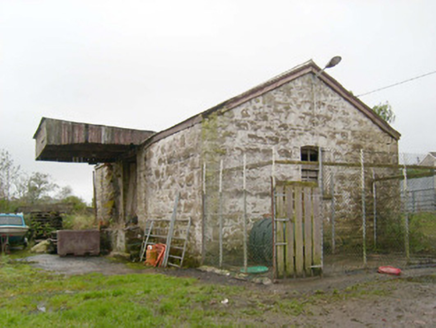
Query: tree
372 101 396 124
0 149 21 203
56 186 74 200
61 195 88 212
0 149 81 210
25 172 58 204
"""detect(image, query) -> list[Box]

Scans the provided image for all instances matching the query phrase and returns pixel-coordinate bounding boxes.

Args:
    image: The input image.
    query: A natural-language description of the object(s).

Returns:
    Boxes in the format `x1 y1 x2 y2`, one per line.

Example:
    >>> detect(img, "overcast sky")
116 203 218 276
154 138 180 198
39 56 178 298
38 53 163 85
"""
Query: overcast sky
1 0 436 203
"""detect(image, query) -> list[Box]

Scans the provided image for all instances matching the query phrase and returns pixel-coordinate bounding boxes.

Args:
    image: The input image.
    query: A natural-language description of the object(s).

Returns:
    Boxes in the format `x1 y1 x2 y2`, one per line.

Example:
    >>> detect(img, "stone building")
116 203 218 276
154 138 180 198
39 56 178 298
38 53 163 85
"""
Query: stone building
34 60 400 263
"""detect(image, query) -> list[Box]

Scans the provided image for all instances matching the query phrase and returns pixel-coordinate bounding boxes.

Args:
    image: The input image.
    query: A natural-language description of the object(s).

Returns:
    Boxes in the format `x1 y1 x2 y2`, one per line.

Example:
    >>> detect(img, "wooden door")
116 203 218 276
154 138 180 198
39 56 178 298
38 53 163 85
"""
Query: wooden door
274 183 322 278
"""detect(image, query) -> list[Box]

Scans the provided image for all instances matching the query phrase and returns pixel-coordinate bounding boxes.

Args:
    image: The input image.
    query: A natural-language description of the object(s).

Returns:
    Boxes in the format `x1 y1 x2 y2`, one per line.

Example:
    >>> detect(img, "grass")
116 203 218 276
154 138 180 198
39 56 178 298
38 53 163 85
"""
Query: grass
0 253 256 327
409 212 436 253
0 253 401 328
0 259 233 327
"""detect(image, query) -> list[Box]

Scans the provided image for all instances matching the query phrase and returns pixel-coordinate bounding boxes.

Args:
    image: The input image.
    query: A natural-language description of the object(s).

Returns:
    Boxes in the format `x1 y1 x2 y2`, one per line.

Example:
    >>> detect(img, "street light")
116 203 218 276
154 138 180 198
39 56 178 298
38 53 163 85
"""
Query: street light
325 56 342 69
312 55 342 256
315 56 342 78
312 55 342 124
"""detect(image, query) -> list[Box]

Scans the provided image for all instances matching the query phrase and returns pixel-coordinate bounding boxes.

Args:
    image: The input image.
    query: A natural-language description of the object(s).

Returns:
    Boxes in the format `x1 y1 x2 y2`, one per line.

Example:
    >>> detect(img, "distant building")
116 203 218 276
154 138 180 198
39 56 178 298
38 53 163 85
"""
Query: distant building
419 152 436 167
402 152 436 213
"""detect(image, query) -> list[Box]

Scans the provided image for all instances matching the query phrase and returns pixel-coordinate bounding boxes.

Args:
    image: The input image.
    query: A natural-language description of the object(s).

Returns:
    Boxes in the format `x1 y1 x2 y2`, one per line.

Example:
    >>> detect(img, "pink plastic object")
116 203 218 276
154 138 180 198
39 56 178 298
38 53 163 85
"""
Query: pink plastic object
378 266 401 276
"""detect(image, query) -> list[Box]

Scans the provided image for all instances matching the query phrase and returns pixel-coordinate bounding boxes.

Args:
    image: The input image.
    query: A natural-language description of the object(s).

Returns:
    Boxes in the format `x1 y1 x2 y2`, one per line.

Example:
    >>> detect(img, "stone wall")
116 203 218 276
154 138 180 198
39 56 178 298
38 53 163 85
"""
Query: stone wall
201 73 399 255
136 124 203 263
94 71 399 262
94 164 116 225
95 162 133 253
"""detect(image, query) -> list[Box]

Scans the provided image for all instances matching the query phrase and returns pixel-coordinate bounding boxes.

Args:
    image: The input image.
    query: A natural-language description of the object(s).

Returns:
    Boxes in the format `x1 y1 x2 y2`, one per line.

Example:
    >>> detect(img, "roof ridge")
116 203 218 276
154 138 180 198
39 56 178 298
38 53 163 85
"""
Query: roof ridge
261 59 316 85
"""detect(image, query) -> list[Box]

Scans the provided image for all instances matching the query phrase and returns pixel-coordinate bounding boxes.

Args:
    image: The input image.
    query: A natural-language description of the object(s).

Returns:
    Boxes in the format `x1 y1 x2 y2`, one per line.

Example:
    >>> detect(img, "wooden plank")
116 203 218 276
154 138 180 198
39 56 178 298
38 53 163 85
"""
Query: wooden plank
294 186 304 277
285 186 295 278
275 186 285 278
304 187 313 276
312 188 322 268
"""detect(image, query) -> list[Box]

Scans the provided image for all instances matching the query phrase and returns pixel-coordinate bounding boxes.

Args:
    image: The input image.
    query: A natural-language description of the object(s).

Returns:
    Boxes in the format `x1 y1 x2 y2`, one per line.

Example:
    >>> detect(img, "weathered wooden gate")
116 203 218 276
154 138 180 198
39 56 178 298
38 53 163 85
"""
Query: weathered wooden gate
274 182 322 278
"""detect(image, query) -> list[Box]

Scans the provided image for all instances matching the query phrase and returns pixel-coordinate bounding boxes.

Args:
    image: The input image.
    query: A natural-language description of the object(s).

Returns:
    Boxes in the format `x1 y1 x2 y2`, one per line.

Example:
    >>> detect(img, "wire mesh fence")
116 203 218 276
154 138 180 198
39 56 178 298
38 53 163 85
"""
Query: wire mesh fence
202 153 274 279
201 149 436 279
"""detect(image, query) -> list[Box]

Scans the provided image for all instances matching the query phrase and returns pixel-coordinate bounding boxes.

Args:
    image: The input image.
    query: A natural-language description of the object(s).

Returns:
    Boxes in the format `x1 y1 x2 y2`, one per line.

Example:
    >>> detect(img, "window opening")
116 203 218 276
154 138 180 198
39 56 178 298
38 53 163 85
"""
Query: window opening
301 146 319 182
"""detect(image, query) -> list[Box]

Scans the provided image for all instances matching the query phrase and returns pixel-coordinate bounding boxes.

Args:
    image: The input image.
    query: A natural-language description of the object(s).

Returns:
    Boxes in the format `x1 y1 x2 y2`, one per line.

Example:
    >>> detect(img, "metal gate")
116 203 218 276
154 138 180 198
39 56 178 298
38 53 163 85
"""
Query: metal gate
274 182 322 278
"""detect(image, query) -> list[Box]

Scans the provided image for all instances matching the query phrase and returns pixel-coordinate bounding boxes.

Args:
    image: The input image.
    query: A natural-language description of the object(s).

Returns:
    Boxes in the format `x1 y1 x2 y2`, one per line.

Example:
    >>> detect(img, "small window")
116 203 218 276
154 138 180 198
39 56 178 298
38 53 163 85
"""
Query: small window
301 146 319 182
301 146 318 162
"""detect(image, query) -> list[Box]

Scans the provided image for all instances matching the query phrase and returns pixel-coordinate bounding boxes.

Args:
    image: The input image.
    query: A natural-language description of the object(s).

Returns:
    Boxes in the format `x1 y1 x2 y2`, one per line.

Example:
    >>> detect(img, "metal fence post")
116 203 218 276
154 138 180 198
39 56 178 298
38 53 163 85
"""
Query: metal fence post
411 191 416 213
271 147 276 188
372 169 377 249
219 159 223 268
201 162 207 264
360 149 367 267
319 147 323 197
318 148 325 273
331 172 335 254
402 154 410 262
243 154 248 273
433 169 436 211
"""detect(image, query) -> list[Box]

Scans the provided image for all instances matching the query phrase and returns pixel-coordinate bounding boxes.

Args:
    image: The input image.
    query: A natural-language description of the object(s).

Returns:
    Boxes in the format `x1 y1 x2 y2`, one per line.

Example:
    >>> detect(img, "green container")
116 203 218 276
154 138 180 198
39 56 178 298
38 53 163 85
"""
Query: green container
248 218 273 265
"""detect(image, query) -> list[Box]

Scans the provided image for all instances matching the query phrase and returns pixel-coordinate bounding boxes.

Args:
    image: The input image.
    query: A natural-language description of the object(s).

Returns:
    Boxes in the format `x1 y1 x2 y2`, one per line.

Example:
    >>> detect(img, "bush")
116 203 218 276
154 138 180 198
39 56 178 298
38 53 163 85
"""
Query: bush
63 214 96 230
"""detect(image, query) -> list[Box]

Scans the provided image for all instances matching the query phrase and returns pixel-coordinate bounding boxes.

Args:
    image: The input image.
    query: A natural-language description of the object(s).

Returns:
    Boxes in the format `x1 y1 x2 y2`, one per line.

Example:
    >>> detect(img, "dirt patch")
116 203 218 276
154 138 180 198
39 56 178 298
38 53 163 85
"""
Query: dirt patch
302 275 436 327
21 254 149 276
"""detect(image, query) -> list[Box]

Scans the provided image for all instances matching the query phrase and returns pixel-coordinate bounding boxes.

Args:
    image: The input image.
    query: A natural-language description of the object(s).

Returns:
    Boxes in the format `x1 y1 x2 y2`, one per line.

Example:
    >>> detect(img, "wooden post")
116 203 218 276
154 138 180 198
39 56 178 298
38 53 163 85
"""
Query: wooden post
271 178 277 280
119 162 125 223
285 186 295 278
304 187 313 276
92 170 98 225
312 189 322 271
294 186 304 277
276 185 285 278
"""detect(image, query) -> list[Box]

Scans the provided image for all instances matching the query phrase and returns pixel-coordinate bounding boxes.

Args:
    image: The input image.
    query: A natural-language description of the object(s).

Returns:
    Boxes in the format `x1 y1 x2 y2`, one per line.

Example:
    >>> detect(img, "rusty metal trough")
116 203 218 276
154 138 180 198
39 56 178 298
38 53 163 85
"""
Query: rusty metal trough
57 230 100 256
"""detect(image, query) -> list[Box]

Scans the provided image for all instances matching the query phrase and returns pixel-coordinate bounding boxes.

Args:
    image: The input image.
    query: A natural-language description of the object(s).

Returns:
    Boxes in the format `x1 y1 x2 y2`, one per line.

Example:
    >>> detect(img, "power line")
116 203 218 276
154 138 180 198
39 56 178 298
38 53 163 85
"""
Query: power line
356 69 436 97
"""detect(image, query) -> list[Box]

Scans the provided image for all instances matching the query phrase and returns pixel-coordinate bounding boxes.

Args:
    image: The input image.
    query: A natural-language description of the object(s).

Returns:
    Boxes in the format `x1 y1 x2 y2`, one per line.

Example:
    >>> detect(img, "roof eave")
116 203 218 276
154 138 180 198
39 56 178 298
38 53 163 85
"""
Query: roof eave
315 67 401 140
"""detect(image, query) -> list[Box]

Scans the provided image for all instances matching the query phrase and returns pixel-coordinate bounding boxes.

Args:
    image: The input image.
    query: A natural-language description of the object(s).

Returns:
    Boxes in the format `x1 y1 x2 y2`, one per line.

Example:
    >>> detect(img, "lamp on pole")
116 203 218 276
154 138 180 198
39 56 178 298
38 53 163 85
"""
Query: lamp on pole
312 55 342 127
312 55 342 264
315 56 342 78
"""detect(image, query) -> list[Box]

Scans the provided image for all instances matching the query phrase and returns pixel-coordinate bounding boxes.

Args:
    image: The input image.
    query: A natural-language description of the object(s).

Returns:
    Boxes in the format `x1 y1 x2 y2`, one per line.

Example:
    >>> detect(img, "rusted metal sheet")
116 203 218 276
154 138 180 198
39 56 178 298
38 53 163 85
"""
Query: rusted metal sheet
57 230 100 256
